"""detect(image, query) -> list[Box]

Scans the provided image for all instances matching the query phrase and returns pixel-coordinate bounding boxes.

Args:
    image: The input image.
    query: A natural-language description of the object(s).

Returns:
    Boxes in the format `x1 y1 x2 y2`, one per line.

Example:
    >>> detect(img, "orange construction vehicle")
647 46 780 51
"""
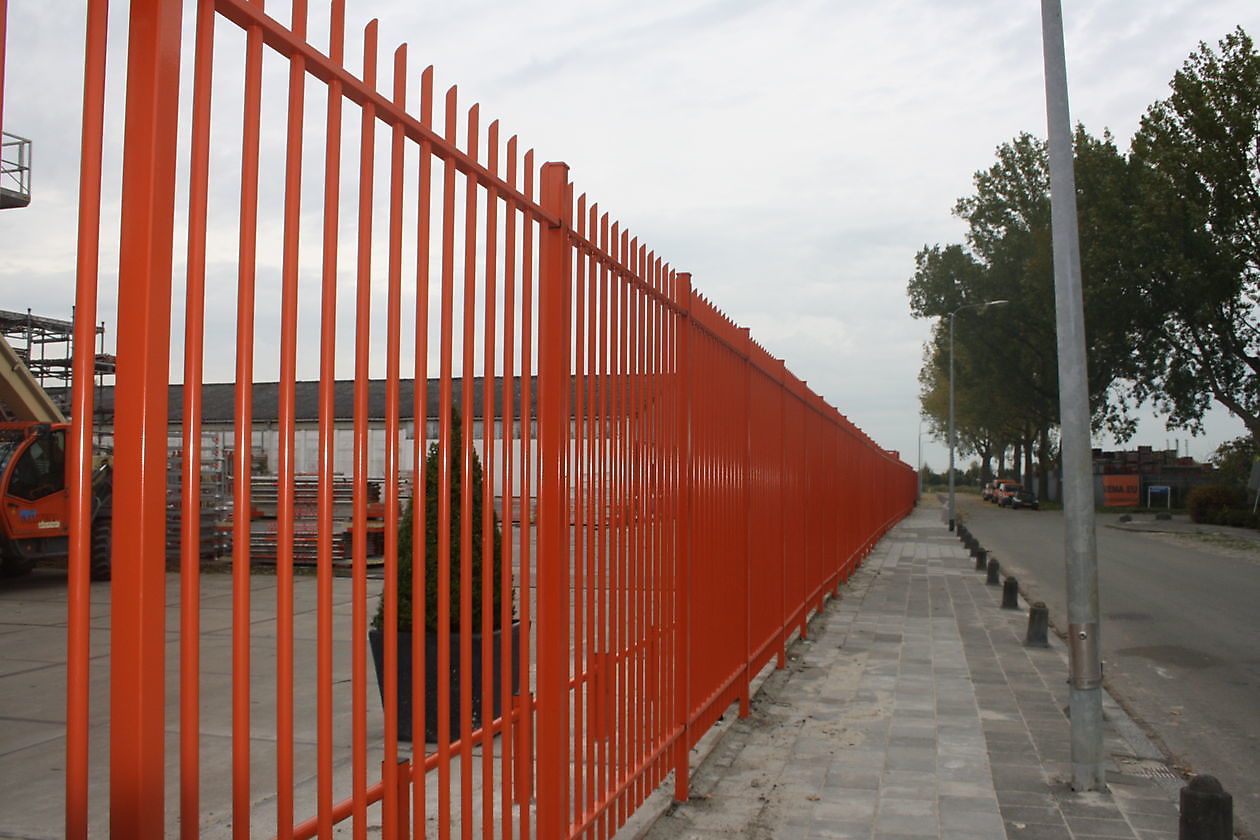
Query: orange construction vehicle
0 334 111 579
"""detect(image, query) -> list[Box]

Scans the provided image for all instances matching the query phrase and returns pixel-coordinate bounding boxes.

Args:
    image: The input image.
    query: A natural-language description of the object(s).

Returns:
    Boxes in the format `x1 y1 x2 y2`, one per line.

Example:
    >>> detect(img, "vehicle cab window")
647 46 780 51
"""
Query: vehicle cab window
7 429 66 501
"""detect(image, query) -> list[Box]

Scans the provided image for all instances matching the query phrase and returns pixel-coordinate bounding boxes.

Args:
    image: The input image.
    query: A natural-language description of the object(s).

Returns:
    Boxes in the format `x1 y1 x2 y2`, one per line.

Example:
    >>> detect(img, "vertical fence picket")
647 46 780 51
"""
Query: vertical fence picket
110 2 183 836
66 1 108 836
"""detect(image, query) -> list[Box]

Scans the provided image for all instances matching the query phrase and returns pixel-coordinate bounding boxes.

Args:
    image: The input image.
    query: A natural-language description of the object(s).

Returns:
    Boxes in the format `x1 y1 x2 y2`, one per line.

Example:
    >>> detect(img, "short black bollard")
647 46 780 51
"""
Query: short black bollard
986 557 1000 586
1025 602 1049 647
974 548 988 571
1180 774 1232 840
957 525 969 542
1001 576 1020 609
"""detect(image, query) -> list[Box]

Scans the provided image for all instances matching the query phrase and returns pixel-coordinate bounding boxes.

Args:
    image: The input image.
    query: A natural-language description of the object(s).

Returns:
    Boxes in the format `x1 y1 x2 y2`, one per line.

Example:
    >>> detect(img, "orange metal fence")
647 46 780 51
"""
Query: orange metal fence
61 1 917 837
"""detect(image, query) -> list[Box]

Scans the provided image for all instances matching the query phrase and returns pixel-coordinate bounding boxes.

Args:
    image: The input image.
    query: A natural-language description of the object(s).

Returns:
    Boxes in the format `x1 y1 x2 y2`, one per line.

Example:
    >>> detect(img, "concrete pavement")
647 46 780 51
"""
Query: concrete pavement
639 501 1187 840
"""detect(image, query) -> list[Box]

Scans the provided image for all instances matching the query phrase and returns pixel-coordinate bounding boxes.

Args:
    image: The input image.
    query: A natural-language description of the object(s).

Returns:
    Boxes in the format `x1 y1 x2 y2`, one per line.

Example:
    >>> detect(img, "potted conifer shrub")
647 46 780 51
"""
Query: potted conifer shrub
370 409 519 742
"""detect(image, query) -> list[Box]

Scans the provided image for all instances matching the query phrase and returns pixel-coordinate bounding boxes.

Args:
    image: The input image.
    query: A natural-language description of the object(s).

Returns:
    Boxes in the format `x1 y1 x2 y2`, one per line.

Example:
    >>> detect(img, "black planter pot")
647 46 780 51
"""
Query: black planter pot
369 621 521 743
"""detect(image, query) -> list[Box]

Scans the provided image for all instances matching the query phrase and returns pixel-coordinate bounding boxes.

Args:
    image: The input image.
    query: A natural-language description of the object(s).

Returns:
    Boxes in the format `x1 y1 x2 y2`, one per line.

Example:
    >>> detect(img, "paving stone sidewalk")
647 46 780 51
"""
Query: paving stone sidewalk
639 503 1184 840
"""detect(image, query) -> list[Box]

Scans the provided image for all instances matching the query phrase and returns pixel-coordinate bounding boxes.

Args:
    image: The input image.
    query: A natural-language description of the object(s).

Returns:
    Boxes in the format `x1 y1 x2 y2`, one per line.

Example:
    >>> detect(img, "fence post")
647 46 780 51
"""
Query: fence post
110 1 182 837
66 1 109 836
537 160 572 839
776 360 788 670
673 273 693 801
739 328 753 718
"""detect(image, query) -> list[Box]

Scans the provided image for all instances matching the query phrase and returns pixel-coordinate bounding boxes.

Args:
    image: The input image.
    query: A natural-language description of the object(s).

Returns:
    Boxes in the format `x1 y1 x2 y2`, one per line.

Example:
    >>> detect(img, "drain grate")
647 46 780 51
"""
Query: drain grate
1113 755 1182 781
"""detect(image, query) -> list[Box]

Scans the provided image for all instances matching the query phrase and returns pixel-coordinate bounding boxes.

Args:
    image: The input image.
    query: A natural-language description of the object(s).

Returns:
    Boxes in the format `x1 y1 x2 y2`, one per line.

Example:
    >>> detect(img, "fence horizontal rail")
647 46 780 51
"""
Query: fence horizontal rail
55 1 918 838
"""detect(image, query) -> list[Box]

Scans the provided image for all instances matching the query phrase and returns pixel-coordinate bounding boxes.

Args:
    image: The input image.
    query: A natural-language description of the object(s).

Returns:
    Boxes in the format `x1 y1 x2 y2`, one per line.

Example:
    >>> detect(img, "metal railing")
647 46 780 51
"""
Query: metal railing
0 131 31 208
61 1 918 838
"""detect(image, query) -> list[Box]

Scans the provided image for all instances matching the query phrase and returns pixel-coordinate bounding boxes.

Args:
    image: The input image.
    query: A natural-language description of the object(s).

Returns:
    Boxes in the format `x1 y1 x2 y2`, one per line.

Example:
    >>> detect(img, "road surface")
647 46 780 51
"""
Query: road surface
958 494 1260 837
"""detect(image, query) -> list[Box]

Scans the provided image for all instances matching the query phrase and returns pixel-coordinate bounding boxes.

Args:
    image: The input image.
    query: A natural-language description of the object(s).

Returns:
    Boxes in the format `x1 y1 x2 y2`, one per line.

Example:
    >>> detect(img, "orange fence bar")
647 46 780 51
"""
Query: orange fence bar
109 1 183 838
57 1 918 838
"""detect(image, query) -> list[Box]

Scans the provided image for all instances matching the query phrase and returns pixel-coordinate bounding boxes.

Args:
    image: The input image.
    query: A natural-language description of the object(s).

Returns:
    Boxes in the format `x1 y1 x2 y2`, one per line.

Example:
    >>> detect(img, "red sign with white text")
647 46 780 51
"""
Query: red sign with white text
1102 474 1139 507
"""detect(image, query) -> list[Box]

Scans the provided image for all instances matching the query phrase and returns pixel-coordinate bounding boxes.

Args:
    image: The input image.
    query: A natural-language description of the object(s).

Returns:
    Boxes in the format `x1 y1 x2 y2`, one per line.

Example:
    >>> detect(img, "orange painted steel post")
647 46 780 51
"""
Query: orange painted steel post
517 147 537 836
437 83 458 836
739 328 753 720
110 0 182 836
459 101 480 832
771 362 781 669
412 65 434 840
537 160 572 840
673 273 693 803
66 1 108 836
179 0 215 835
275 5 309 836
231 9 262 833
499 132 518 828
351 20 378 838
381 42 408 840
317 4 346 838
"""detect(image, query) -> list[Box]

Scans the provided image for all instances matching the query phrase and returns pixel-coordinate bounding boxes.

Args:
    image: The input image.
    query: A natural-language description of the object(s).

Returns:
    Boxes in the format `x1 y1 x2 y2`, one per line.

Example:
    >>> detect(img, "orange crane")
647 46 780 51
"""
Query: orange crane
0 333 111 578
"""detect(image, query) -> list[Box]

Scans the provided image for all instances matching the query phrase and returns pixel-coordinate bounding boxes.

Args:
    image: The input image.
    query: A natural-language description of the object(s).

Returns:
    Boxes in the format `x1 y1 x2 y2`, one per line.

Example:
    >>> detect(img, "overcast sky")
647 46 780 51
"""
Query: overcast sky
1 0 1256 470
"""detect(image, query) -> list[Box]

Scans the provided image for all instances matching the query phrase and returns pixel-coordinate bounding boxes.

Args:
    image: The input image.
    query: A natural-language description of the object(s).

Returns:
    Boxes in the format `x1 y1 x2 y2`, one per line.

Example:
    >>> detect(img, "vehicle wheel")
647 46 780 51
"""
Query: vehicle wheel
0 553 36 578
90 514 111 582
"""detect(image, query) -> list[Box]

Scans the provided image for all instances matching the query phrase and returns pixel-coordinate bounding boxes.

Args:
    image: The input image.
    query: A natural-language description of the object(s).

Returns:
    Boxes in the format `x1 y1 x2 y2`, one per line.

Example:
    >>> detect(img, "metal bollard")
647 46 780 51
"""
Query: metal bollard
1026 602 1049 647
1002 577 1020 609
974 548 988 571
1180 774 1232 840
986 557 1000 586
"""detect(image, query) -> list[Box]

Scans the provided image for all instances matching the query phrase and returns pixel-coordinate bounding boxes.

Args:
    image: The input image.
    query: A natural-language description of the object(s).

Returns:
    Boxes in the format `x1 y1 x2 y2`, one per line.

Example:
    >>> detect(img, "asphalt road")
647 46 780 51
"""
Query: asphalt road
956 494 1260 838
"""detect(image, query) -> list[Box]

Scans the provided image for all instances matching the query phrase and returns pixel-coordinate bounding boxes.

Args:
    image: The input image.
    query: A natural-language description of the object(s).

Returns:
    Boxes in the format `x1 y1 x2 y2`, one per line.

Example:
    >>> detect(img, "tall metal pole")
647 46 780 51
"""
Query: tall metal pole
1041 0 1104 792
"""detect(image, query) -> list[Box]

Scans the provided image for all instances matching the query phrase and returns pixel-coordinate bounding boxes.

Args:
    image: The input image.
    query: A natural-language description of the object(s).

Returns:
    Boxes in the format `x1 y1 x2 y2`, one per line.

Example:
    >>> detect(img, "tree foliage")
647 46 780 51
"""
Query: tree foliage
1210 434 1259 488
910 27 1259 475
1127 27 1260 436
909 130 1135 492
374 407 509 634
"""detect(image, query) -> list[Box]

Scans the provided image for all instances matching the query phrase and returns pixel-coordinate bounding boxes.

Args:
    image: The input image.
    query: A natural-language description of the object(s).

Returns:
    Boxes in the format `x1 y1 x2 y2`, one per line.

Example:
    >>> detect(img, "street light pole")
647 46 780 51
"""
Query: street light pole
947 299 1009 532
1041 0 1105 792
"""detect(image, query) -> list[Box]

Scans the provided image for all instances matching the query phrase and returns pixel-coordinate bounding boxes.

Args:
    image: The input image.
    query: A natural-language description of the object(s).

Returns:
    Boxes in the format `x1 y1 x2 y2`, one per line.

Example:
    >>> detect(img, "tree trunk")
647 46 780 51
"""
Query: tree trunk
1022 428 1035 494
1037 427 1052 500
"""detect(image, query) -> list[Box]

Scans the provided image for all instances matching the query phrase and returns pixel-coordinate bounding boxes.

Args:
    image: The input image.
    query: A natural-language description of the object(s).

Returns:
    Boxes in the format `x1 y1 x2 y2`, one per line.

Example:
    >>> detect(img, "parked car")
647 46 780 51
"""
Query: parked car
984 478 1016 503
996 482 1023 507
1010 489 1039 510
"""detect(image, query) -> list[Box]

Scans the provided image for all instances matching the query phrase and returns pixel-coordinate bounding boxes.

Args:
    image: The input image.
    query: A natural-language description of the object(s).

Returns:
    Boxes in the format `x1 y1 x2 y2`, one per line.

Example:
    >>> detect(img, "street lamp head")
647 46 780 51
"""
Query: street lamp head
985 299 1010 308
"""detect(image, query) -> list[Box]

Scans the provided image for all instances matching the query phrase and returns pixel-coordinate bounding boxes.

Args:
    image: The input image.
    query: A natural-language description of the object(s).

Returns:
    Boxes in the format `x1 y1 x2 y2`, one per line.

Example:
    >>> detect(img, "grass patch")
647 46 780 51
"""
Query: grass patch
1183 532 1260 553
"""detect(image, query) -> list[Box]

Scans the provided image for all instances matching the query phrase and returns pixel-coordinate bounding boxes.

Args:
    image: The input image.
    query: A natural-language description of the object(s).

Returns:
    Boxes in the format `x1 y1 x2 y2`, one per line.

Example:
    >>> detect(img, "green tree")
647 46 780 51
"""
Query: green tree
374 407 508 633
1211 435 1259 488
1127 27 1260 436
909 130 1137 497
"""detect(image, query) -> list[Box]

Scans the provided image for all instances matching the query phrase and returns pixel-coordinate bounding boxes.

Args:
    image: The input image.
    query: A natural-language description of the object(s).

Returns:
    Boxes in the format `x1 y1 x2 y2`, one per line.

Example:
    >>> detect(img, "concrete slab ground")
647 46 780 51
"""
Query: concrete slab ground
0 568 394 839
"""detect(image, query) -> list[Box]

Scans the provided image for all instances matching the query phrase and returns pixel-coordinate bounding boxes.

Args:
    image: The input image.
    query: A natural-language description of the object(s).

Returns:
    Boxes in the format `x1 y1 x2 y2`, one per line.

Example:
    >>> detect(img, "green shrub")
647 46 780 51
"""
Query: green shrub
1186 484 1248 525
1217 507 1258 529
374 407 511 633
